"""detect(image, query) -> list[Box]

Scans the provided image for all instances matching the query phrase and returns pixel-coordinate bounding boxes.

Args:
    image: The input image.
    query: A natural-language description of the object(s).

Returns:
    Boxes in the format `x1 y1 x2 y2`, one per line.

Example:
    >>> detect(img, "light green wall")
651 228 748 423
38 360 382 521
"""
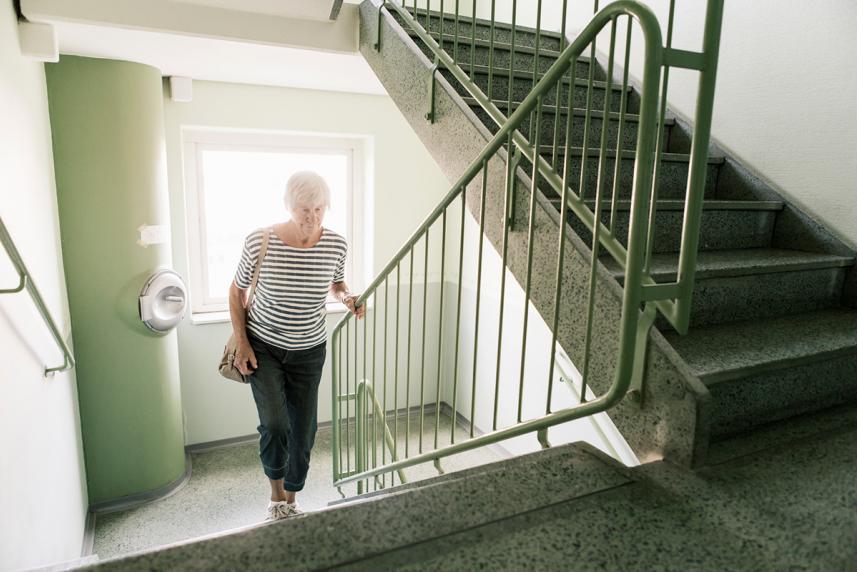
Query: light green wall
0 2 88 570
163 80 451 445
46 56 185 504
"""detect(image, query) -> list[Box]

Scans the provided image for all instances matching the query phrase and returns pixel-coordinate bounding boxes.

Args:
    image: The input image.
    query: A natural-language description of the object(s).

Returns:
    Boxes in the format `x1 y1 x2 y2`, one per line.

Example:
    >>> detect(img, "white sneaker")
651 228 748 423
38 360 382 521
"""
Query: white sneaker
265 500 303 521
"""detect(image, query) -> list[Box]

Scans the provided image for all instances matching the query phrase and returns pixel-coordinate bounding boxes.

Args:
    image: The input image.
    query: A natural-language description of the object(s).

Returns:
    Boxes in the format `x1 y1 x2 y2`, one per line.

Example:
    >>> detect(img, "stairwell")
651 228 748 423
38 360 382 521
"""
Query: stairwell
361 2 857 467
75 2 857 569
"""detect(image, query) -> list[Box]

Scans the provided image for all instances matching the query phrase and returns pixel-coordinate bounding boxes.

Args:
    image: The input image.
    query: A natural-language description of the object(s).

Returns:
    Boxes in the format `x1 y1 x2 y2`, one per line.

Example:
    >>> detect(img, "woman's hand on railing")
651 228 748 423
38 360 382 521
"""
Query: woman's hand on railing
235 338 258 376
345 294 366 320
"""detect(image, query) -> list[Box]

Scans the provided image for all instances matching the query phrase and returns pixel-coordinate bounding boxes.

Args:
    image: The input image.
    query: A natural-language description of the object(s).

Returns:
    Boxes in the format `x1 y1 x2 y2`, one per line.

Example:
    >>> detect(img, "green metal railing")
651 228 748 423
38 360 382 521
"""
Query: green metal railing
333 0 722 493
0 216 76 375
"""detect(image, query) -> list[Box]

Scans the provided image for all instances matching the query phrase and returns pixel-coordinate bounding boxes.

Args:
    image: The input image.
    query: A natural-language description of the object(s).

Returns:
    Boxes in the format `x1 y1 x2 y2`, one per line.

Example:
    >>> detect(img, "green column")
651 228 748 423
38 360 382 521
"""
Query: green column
46 57 185 504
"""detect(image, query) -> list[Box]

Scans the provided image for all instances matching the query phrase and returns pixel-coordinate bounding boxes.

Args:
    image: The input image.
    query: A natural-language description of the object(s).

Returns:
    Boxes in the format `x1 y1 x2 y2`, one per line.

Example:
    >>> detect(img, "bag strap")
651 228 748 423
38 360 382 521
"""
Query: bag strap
244 227 271 309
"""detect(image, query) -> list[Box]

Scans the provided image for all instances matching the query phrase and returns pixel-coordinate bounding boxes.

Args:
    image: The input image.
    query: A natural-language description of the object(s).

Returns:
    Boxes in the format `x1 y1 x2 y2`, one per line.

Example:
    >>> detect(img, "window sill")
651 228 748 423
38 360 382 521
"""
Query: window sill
190 303 353 326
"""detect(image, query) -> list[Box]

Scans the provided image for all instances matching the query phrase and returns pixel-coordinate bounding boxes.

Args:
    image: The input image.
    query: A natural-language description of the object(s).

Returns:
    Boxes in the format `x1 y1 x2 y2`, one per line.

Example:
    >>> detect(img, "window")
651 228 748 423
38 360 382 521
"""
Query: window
182 128 366 315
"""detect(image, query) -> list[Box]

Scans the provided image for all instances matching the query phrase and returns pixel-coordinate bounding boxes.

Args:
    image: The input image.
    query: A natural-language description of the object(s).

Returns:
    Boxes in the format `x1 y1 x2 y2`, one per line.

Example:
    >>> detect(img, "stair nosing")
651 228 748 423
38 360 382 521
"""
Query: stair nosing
444 66 631 93
410 29 568 59
665 308 857 385
605 249 855 283
463 96 669 124
403 9 567 41
537 146 723 165
700 344 857 386
550 198 784 211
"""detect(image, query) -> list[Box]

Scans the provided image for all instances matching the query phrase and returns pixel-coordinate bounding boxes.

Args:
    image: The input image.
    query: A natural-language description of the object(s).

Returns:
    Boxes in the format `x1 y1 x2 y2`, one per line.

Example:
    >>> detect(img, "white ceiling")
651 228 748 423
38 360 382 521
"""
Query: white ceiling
53 19 387 96
171 0 339 22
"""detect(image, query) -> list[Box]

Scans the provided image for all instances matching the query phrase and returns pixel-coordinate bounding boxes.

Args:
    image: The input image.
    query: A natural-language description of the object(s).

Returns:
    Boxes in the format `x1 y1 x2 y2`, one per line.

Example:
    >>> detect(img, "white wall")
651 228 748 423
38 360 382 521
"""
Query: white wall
163 80 451 445
470 0 857 248
0 2 89 570
442 209 634 462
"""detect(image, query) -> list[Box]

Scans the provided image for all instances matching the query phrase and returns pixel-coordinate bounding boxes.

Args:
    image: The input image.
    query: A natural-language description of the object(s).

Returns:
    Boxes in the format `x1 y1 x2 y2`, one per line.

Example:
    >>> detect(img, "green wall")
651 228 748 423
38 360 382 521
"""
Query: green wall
46 57 185 504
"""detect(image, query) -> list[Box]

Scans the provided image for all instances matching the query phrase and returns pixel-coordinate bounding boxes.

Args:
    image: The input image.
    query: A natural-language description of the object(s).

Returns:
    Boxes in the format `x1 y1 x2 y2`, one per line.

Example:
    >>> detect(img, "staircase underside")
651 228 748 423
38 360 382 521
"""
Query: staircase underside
358 1 857 468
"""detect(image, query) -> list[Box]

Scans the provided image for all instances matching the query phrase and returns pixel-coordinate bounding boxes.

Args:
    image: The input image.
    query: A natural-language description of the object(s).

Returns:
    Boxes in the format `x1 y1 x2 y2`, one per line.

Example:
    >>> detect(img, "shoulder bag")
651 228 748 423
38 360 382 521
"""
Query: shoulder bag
218 228 271 383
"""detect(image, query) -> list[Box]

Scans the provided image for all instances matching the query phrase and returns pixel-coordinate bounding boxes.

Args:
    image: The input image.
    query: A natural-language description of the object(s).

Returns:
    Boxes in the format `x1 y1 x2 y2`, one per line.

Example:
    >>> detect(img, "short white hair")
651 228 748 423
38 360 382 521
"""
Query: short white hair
284 171 331 211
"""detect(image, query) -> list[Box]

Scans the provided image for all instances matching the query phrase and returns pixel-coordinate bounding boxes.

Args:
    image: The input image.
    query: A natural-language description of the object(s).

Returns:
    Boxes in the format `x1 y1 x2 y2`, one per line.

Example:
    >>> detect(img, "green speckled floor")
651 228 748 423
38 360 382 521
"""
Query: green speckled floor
92 411 502 560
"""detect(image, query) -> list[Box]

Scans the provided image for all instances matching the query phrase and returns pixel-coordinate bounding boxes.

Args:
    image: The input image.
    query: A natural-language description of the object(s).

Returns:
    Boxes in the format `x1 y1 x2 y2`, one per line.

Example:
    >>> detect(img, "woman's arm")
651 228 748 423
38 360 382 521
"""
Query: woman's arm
331 281 365 319
229 280 257 375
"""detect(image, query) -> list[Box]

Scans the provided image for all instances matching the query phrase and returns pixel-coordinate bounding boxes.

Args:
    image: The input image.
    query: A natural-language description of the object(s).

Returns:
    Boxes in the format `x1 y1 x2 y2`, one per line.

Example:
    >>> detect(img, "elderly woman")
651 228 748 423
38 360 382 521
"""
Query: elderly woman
229 171 364 521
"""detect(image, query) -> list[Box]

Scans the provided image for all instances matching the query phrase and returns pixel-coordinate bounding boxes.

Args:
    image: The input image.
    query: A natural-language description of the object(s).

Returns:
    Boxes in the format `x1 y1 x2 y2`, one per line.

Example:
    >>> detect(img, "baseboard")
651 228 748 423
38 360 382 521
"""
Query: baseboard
81 510 96 556
88 452 193 515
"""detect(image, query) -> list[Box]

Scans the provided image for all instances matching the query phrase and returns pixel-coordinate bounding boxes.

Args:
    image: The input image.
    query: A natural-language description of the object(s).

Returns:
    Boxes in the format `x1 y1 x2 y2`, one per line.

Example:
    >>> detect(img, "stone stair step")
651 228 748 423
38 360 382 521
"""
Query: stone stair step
442 66 638 112
664 307 857 437
88 444 628 570
406 29 603 80
531 146 721 199
705 399 857 466
604 248 854 328
554 199 782 254
403 6 567 52
467 98 661 151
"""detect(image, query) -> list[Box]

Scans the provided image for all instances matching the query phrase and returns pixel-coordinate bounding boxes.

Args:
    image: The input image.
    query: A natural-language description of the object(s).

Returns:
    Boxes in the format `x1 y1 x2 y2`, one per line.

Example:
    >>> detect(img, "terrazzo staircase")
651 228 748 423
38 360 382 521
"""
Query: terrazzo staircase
361 1 857 467
82 418 857 570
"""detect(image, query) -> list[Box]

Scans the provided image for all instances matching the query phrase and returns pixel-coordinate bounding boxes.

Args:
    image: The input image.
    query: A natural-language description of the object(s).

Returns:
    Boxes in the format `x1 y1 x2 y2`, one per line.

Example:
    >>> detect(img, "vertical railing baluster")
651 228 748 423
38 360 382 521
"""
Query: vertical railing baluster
393 262 401 485
372 292 378 490
528 0 543 143
406 248 414 458
382 274 389 487
469 160 489 437
454 0 460 63
451 190 465 444
493 135 515 430
488 0 496 100
507 0 517 116
439 0 445 54
362 299 368 492
611 18 633 233
578 17 618 405
469 0 476 80
434 210 447 452
419 232 430 452
517 96 544 422
546 58 578 415
345 319 351 476
550 0 570 168
645 0 676 271
579 0 600 200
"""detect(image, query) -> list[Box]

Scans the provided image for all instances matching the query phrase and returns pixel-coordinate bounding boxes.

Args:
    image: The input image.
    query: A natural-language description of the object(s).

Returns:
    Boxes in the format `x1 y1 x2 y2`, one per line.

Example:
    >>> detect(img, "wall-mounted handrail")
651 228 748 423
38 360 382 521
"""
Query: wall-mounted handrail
0 216 75 376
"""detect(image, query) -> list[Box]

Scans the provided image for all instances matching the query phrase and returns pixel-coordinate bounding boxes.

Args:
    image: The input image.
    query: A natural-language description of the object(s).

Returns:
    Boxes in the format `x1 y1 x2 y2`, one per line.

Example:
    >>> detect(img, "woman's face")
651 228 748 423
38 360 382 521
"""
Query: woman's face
291 201 326 235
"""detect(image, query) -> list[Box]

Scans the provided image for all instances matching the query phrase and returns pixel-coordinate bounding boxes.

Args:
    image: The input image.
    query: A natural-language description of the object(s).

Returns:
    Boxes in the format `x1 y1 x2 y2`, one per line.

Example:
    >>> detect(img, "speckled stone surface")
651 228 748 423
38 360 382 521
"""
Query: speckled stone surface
83 443 629 571
706 400 857 465
333 423 857 571
442 68 638 112
568 203 779 254
91 411 500 561
469 99 656 151
555 150 719 200
665 308 857 436
398 8 566 52
606 248 853 329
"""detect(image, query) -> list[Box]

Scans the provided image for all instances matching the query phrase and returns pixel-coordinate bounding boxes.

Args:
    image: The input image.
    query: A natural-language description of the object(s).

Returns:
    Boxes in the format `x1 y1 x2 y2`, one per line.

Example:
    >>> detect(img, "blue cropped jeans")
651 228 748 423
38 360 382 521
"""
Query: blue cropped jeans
247 334 326 491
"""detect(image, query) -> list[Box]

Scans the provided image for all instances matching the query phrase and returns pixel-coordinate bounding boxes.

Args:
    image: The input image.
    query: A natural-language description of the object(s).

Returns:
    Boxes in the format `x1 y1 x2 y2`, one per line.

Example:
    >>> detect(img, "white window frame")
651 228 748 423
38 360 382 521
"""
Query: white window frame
182 127 366 317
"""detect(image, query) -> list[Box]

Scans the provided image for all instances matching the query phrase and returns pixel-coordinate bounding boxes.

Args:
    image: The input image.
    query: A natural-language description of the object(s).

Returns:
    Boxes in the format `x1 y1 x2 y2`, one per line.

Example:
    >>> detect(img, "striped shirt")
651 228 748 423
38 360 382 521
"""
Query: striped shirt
235 227 347 350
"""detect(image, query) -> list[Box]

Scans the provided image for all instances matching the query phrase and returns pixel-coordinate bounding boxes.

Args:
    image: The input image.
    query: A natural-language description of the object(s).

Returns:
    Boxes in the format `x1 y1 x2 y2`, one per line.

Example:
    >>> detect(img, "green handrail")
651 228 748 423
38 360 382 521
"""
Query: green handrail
0 216 75 376
332 0 722 488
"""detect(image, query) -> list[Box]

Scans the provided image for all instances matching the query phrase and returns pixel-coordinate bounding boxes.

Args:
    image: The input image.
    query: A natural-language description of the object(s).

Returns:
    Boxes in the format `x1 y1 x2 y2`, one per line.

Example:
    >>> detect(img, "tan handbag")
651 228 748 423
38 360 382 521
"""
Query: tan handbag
218 229 271 383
